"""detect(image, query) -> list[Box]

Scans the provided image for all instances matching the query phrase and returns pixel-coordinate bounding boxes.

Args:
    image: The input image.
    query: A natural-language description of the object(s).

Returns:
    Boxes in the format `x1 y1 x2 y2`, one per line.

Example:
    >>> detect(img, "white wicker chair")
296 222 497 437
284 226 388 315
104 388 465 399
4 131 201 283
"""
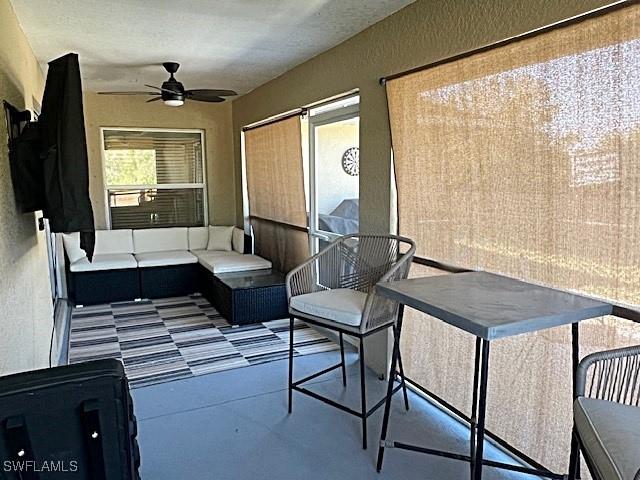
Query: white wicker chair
285 234 415 449
570 344 640 480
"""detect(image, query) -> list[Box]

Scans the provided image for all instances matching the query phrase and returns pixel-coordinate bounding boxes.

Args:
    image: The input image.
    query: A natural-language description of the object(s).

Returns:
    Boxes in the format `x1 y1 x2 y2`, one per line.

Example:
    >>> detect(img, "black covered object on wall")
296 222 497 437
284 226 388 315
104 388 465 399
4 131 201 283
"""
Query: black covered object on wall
39 53 95 259
3 101 46 213
3 53 95 259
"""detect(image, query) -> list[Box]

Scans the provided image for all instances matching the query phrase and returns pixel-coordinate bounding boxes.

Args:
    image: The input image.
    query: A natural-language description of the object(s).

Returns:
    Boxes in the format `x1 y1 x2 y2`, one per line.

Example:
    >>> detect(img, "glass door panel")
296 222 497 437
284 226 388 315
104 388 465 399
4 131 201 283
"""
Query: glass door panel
309 105 359 252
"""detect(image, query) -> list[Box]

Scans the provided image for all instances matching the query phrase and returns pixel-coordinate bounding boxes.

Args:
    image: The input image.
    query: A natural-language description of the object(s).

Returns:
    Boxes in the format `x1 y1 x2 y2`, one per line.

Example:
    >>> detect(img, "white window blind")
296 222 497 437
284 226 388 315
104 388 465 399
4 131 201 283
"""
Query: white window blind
386 4 640 473
102 129 206 229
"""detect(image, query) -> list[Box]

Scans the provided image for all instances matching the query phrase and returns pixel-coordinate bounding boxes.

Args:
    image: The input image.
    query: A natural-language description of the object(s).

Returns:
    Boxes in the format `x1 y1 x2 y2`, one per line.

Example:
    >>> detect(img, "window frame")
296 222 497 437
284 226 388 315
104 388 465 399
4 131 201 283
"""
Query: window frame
100 126 208 230
308 100 360 252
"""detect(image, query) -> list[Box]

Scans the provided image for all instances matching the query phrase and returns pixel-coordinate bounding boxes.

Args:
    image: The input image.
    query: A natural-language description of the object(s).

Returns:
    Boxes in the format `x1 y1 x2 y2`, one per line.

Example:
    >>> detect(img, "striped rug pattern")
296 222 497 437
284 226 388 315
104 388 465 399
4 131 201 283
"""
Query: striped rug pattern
69 294 338 388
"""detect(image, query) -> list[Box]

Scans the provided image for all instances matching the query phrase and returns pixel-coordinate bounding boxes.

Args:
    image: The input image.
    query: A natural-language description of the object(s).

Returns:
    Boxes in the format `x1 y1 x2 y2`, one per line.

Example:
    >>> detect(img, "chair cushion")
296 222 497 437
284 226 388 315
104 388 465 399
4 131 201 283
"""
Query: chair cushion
95 230 134 255
197 251 272 274
289 289 367 327
574 397 640 480
70 254 137 272
207 225 234 251
188 226 209 251
232 227 245 253
135 251 198 268
133 227 188 253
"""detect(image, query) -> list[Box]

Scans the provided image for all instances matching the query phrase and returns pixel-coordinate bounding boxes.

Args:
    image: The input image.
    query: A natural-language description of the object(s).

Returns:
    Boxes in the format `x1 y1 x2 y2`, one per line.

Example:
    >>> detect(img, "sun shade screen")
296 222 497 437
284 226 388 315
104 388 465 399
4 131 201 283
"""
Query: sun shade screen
244 116 309 272
103 129 205 229
387 4 640 473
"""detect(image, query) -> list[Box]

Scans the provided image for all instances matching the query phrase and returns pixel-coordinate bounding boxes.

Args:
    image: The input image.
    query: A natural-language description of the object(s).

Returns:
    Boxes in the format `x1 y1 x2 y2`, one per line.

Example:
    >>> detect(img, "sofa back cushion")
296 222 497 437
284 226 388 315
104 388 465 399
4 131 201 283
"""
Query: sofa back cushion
133 227 188 254
232 227 245 254
188 226 209 251
207 226 234 251
62 230 134 261
95 229 134 255
62 232 86 263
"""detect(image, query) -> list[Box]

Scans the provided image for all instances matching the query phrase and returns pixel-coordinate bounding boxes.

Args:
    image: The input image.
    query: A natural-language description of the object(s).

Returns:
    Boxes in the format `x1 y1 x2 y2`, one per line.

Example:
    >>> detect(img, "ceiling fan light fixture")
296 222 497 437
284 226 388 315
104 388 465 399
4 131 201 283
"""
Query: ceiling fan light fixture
164 98 184 107
163 88 185 107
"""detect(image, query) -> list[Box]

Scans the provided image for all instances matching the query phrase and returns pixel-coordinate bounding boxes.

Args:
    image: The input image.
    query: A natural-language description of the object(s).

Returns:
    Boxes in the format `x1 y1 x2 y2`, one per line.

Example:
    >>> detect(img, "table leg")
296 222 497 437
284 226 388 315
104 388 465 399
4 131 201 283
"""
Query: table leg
470 337 482 477
568 322 580 479
472 340 490 480
396 336 410 411
376 306 405 472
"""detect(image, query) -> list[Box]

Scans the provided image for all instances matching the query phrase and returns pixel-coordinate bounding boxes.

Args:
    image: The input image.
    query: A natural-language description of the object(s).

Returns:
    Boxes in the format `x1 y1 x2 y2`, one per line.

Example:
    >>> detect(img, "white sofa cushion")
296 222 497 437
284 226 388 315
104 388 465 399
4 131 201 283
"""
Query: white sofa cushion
133 227 189 253
197 251 271 274
62 232 87 263
70 253 137 272
95 230 134 255
135 251 198 268
290 289 367 327
188 226 209 251
232 227 245 253
207 226 234 251
192 250 238 261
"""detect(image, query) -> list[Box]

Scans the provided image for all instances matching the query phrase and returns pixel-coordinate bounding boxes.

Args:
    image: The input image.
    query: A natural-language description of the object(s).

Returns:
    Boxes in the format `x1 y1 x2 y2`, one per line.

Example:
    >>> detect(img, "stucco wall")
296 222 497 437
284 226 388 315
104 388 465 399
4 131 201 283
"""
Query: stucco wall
83 93 235 229
0 0 51 375
315 120 359 215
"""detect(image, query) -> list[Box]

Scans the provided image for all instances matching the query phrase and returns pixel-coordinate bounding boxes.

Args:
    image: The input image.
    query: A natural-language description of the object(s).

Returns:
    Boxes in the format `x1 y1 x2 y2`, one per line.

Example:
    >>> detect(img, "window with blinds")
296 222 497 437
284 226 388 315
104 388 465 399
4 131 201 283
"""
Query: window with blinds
102 129 206 229
386 3 639 474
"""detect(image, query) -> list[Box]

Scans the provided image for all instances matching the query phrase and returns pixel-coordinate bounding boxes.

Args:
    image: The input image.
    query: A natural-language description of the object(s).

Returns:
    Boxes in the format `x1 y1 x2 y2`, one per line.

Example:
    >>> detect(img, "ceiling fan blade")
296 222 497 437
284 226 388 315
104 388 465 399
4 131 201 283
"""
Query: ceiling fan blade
146 97 163 103
97 91 159 95
187 89 237 98
145 84 177 95
188 94 225 103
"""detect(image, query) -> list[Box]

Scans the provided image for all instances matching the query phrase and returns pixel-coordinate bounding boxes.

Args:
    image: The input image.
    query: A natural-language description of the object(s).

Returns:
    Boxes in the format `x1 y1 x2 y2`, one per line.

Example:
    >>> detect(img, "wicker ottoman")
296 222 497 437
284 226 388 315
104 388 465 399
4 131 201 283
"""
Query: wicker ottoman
211 269 288 325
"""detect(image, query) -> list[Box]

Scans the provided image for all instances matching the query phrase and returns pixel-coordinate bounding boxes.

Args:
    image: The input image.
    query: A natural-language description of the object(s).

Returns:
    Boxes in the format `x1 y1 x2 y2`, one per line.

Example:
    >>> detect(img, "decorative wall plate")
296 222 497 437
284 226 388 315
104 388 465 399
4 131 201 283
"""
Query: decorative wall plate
341 147 359 176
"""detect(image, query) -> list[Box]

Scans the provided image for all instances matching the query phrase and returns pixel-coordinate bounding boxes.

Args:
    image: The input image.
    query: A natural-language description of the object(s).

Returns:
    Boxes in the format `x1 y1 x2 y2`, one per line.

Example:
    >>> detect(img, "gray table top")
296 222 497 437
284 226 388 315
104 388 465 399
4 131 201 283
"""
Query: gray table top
376 271 612 340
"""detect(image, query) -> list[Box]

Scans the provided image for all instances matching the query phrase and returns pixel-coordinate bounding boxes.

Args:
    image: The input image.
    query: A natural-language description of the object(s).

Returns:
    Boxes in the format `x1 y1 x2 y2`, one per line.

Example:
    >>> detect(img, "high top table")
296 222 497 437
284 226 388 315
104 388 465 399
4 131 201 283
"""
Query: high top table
375 271 612 480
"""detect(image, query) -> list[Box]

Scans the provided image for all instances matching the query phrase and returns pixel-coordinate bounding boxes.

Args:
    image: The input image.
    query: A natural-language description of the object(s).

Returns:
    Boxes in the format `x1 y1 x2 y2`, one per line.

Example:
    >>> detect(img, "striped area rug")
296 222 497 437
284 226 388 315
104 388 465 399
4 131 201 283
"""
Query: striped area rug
68 294 338 388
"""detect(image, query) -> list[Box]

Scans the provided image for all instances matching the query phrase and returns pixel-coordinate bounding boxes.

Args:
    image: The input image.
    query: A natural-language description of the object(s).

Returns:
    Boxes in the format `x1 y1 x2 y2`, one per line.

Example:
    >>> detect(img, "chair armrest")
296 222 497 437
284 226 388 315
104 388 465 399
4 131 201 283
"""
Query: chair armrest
576 344 640 401
285 241 341 299
361 240 416 332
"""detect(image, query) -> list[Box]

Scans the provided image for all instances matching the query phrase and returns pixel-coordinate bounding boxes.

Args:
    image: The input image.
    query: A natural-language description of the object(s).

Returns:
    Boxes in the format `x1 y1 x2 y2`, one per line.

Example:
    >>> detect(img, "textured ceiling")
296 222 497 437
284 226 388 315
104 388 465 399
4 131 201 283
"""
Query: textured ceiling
10 0 414 94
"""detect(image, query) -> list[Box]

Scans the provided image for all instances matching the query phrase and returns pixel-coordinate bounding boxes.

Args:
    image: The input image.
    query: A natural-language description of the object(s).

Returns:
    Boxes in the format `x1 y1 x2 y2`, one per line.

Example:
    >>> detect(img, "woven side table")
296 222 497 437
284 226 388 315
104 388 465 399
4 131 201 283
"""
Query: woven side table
212 269 288 324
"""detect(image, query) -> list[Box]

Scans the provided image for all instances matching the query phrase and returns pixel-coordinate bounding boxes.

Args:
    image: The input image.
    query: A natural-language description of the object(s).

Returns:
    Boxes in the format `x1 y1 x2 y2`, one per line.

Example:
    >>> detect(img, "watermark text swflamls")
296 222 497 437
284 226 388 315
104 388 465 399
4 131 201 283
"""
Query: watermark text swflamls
4 460 78 473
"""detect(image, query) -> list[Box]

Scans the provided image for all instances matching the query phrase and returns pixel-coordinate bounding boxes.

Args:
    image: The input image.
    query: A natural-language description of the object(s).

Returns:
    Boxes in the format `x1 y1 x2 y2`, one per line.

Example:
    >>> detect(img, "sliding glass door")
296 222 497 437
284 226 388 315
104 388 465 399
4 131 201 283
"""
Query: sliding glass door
308 98 360 253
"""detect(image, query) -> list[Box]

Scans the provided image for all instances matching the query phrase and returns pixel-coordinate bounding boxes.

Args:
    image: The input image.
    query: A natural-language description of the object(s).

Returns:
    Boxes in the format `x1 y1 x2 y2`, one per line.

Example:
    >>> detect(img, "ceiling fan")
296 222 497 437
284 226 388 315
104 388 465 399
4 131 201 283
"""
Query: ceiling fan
98 62 237 107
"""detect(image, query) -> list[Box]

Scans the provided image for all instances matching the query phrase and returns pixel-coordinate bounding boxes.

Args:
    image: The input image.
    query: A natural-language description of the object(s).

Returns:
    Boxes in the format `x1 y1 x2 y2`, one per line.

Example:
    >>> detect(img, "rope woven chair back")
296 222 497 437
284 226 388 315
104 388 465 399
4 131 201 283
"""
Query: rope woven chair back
316 235 409 293
577 345 640 406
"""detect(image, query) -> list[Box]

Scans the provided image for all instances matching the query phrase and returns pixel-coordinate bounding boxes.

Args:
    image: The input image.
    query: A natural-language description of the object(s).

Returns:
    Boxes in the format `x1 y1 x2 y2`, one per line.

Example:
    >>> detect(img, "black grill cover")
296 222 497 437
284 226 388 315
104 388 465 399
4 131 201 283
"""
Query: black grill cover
40 53 95 259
